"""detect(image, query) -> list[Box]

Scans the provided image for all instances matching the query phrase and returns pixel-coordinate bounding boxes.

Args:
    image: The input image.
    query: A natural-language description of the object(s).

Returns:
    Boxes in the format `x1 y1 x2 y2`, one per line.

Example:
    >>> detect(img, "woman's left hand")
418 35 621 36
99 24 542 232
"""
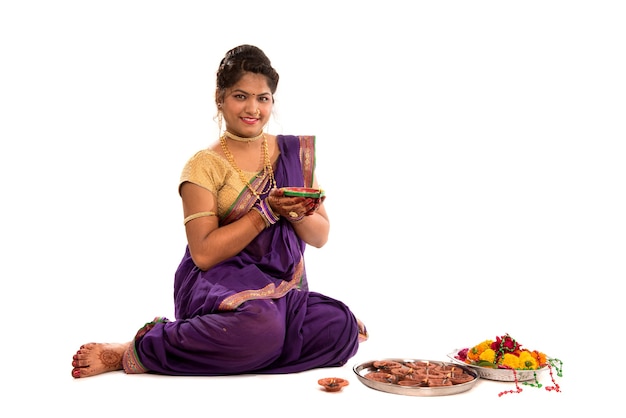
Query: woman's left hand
267 188 324 221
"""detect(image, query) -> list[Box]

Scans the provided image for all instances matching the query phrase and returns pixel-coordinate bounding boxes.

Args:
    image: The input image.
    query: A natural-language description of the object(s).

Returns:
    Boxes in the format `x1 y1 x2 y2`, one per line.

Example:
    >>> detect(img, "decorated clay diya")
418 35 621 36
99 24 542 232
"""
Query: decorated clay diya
282 187 325 199
364 371 398 384
427 378 453 387
318 377 349 392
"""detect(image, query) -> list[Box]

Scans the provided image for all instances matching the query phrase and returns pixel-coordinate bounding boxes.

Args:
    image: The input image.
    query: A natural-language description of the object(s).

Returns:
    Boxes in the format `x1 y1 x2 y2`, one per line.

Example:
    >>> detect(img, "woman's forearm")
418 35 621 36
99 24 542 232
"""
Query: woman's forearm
187 210 266 271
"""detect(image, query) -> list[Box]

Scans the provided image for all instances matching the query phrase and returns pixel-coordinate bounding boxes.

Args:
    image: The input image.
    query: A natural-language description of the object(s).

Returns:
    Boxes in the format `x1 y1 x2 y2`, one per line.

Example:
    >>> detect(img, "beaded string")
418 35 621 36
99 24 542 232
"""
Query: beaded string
548 358 563 377
545 358 563 392
521 371 542 389
498 368 523 397
498 358 564 396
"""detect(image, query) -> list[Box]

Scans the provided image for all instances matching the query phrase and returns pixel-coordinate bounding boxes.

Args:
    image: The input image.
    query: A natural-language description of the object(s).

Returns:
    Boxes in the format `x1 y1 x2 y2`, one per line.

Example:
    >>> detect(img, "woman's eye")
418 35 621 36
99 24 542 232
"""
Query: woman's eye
259 96 270 102
234 94 246 100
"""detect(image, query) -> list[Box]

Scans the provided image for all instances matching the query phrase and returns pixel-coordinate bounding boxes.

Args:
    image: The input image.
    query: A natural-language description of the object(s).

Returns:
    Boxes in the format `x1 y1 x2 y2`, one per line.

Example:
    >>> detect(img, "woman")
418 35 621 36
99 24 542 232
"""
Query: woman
71 44 367 378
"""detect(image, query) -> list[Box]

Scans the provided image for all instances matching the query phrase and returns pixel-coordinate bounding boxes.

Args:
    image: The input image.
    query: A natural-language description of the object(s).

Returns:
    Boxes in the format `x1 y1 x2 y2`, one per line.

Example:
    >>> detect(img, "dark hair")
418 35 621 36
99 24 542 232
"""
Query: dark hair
215 45 280 104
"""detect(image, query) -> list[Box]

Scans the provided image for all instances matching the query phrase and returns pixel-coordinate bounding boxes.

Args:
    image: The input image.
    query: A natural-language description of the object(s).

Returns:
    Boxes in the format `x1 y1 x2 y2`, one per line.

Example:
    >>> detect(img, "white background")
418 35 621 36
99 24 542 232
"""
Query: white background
1 1 623 416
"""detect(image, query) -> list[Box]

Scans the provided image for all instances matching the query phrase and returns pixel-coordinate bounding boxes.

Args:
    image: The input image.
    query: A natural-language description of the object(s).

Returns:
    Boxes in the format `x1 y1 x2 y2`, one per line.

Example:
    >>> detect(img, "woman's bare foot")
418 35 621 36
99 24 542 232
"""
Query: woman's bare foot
71 342 130 378
357 318 368 343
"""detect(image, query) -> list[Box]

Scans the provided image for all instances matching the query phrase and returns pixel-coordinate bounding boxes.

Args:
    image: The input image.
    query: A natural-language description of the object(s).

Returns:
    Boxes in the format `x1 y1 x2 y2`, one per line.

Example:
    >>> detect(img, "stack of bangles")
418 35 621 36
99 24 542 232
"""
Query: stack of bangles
252 199 280 228
252 199 306 227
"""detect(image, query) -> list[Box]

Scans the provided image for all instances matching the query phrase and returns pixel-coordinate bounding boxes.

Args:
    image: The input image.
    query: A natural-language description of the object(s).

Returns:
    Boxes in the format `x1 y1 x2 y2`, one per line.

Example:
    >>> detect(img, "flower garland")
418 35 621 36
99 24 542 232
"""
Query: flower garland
455 333 563 396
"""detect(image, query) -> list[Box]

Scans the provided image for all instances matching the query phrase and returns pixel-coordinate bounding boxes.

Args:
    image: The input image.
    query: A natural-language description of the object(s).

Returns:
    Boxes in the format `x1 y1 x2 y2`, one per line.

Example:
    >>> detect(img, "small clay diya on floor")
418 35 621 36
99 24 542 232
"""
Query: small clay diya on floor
318 377 349 392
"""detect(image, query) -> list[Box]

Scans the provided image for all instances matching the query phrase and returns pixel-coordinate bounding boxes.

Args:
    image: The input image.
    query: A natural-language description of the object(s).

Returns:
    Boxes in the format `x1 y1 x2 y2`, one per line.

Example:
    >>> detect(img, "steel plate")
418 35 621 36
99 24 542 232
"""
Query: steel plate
353 358 479 397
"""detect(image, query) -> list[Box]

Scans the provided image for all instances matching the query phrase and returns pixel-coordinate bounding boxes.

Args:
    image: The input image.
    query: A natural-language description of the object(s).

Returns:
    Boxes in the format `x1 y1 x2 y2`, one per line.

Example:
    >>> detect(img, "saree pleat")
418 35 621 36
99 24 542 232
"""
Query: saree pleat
122 135 362 375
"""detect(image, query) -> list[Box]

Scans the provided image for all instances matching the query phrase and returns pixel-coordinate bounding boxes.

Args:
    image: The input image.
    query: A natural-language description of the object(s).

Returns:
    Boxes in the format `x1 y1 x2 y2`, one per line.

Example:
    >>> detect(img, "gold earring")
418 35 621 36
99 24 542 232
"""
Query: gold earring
216 111 223 135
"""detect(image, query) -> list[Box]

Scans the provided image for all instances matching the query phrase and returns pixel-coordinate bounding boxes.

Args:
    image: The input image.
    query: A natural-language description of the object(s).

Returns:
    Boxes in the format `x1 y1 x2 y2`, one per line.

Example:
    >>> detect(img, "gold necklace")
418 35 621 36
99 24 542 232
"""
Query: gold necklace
220 134 276 200
223 130 264 143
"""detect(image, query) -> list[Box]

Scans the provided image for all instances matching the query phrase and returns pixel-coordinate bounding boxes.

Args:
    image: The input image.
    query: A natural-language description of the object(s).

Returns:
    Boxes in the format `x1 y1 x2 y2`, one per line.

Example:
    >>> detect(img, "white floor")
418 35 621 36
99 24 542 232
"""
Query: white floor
15 330 582 418
2 2 623 417
7 303 603 418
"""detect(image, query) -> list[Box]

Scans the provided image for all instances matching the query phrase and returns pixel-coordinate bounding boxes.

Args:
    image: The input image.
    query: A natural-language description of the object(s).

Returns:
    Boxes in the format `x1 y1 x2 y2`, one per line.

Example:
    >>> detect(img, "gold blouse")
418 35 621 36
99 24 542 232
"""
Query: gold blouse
179 149 258 218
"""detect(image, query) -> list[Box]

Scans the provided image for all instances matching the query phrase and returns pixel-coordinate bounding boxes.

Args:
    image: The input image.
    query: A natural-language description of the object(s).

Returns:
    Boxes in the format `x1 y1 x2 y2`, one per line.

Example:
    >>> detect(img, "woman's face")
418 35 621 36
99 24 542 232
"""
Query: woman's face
221 72 273 137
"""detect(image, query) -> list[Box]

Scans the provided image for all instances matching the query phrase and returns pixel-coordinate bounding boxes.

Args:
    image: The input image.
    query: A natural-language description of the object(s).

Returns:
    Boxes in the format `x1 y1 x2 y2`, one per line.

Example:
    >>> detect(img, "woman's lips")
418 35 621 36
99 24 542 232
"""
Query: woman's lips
241 117 258 124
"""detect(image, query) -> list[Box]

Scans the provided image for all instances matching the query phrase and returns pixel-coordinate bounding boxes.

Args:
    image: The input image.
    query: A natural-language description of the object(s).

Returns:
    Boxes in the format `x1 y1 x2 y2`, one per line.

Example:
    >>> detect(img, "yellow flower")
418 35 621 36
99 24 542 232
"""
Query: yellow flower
518 351 538 369
500 353 520 369
479 348 496 363
479 340 494 351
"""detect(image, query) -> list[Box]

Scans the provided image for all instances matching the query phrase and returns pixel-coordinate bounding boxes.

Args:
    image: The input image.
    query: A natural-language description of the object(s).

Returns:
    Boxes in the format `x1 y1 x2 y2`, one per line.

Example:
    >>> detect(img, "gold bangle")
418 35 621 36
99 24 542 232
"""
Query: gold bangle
183 211 216 225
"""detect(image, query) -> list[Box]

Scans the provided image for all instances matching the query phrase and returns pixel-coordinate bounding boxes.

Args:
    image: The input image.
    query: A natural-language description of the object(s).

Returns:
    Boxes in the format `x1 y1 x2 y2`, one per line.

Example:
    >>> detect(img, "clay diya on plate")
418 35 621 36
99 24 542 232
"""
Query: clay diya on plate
318 377 349 392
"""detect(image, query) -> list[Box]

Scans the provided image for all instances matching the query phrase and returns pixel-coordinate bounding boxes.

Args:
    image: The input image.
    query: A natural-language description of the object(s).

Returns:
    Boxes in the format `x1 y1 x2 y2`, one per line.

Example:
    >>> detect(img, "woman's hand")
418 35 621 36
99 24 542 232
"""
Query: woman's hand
268 186 329 247
267 188 325 221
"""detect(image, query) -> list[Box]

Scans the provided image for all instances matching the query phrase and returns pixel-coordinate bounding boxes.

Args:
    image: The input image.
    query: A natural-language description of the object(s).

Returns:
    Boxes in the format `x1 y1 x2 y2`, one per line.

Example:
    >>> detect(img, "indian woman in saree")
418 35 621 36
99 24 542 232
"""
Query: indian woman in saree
71 44 367 378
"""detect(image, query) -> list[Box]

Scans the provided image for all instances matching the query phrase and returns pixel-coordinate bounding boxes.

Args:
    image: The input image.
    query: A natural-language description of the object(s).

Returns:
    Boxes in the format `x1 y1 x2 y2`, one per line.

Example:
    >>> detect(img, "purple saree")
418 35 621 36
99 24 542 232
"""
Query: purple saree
122 135 364 376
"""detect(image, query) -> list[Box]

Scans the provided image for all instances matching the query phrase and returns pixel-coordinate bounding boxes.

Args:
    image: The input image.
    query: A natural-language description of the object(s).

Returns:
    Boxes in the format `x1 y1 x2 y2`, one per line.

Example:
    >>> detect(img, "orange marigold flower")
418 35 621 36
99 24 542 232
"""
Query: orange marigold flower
531 350 547 367
468 340 492 361
467 348 479 361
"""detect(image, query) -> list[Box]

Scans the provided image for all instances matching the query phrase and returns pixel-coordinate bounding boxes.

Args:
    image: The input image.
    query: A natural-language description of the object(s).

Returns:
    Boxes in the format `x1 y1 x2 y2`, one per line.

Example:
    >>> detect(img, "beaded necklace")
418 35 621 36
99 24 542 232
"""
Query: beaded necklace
219 134 276 200
223 130 264 143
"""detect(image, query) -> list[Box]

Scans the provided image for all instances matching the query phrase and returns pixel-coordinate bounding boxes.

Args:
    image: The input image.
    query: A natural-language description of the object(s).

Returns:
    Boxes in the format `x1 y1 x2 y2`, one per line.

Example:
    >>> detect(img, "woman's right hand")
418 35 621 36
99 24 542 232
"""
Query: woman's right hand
267 188 320 221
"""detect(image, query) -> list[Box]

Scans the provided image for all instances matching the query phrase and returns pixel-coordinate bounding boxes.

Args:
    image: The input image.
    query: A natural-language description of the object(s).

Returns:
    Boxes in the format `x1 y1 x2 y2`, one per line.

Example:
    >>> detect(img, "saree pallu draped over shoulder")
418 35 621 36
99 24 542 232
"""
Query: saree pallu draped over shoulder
121 135 365 376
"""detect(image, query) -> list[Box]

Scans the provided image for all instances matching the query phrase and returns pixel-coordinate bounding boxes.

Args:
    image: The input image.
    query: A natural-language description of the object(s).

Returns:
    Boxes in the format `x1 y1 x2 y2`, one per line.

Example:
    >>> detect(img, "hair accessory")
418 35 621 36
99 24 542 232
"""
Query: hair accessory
223 130 264 143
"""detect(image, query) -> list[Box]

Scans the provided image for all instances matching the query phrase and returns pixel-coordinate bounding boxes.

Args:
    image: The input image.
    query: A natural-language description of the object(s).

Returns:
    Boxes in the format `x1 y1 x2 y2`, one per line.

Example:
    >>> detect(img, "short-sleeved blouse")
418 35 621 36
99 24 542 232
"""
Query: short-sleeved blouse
179 148 256 218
